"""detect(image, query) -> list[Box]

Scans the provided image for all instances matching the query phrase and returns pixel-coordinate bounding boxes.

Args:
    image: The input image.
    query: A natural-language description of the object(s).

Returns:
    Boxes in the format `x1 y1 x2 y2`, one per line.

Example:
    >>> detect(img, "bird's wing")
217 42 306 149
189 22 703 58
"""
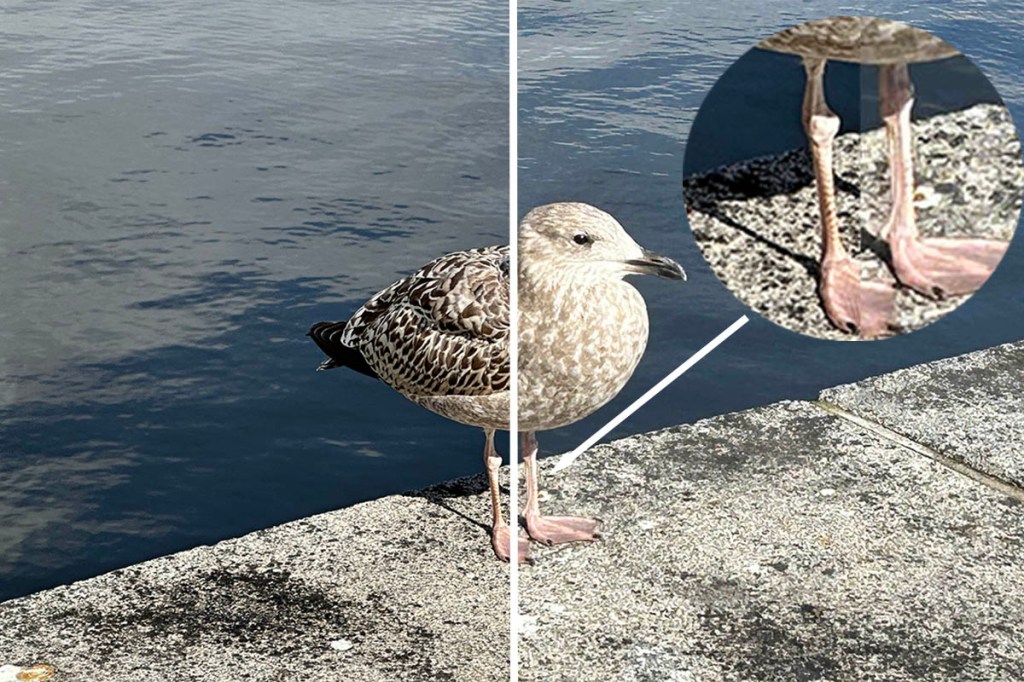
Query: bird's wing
344 245 509 398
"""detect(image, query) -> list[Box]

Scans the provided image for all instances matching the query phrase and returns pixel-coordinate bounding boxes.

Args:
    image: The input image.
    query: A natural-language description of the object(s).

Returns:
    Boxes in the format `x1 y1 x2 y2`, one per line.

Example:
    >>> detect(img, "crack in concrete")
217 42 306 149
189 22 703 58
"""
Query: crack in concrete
813 399 1024 504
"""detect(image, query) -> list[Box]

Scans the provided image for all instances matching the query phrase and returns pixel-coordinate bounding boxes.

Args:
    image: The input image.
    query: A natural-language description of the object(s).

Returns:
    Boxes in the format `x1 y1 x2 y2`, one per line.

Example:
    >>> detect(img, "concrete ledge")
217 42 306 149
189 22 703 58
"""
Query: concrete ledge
0 476 509 681
3 341 1023 681
821 339 1024 489
521 340 1024 681
520 401 1024 681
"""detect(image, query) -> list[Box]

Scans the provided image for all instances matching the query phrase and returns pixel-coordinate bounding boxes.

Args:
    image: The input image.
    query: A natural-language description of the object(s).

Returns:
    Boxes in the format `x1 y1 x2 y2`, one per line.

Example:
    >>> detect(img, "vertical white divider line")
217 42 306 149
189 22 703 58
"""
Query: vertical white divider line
508 0 519 679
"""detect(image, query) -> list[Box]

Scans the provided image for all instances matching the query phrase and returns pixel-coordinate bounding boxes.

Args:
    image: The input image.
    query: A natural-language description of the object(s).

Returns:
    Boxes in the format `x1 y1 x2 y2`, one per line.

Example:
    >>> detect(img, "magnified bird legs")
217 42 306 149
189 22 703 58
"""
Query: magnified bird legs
878 63 1008 299
802 58 897 338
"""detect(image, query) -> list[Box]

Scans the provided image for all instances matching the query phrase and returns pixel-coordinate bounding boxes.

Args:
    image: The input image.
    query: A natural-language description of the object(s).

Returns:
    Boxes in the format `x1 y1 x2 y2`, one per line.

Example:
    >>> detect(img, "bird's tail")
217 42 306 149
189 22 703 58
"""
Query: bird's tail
306 321 379 379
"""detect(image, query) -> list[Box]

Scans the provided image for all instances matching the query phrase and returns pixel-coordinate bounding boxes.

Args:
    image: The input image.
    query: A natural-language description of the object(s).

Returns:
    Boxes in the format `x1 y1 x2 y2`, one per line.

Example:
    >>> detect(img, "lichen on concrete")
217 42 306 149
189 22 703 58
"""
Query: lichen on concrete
0 473 510 682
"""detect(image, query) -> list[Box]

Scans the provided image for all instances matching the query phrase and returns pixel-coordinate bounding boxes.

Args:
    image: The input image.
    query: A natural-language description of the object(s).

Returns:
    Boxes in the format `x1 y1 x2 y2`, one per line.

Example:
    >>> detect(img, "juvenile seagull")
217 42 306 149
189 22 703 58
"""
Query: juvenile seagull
308 245 519 560
760 16 1009 337
518 203 684 551
309 202 683 562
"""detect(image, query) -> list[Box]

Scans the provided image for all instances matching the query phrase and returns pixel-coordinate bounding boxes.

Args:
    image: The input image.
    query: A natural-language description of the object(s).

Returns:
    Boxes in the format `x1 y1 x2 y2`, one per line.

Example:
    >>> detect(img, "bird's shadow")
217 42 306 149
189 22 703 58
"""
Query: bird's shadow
683 146 871 279
402 472 493 536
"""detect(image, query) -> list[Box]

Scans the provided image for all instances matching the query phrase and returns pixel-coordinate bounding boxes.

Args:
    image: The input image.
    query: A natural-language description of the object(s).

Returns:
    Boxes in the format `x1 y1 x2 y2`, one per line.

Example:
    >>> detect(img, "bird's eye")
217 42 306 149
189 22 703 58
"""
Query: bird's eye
572 232 592 246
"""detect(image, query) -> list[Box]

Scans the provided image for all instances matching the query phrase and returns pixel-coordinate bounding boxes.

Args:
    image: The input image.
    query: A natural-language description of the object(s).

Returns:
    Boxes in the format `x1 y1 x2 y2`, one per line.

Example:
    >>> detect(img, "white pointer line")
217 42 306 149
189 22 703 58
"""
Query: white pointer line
551 315 750 473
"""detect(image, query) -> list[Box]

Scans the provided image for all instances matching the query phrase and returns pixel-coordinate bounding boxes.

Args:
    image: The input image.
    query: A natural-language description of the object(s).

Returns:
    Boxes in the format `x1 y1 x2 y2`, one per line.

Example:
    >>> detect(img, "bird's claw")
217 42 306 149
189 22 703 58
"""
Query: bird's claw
492 523 531 563
819 254 897 338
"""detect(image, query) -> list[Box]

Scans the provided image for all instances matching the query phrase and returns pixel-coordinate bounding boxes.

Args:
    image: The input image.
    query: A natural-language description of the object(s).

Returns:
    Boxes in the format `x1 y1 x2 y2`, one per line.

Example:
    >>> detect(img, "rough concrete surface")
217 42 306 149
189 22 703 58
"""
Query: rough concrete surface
822 339 1024 489
684 103 1023 339
4 343 1024 681
0 474 510 682
519 401 1024 682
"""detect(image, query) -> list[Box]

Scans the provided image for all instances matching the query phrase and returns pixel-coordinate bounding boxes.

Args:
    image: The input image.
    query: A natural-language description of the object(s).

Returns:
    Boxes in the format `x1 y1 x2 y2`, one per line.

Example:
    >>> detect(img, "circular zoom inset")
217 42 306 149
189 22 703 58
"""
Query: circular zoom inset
684 16 1022 340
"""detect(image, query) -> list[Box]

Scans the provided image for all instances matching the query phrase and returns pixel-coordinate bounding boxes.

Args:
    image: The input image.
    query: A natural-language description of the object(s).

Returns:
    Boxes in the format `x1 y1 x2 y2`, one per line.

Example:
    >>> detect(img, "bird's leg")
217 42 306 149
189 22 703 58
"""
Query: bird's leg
484 429 529 563
802 57 896 338
879 62 1007 298
522 431 601 546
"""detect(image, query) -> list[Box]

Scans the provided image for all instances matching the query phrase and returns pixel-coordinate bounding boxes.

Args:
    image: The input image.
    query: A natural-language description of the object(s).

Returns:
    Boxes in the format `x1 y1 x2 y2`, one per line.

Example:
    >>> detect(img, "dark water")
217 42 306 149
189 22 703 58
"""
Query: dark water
0 0 507 601
519 1 1024 458
4 1 1023 605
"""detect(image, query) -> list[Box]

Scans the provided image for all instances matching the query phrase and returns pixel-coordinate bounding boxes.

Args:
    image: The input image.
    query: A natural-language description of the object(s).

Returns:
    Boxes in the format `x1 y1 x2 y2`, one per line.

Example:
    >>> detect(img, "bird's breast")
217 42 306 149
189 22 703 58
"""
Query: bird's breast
518 281 649 432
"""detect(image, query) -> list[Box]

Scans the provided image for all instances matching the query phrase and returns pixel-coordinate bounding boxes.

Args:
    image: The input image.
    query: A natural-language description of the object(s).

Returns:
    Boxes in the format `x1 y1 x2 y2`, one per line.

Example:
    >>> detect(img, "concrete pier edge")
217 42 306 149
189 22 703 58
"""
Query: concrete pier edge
2 339 1023 681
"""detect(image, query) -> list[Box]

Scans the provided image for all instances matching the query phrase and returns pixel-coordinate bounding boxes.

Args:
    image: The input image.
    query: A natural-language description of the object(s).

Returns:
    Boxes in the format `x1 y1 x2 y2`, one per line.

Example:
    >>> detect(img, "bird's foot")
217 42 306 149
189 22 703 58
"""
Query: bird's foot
819 254 898 338
525 514 602 546
889 235 1007 299
492 523 531 563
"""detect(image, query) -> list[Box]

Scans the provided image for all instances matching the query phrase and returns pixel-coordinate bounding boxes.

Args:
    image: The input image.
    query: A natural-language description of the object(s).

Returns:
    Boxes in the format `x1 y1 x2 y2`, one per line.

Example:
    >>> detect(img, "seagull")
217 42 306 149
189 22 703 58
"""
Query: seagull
517 203 685 550
759 16 1009 337
308 244 519 559
309 202 683 562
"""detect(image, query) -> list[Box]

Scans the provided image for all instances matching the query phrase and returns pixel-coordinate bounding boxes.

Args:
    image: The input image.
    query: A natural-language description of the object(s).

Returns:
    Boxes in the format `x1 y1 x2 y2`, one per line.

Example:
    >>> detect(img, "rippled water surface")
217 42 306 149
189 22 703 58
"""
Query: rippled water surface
519 1 1024 455
5 0 1024 603
0 0 507 600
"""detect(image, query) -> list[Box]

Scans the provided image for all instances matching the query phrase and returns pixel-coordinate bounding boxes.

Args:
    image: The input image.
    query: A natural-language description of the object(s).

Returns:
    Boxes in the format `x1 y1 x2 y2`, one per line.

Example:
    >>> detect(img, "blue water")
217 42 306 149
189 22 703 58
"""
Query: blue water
3 0 1023 605
0 0 507 601
519 1 1024 458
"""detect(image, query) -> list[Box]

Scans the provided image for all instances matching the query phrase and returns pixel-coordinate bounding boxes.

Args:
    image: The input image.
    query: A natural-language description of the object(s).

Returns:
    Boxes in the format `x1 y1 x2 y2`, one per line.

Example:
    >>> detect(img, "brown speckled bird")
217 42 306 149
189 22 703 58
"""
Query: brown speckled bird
308 245 516 558
309 202 684 562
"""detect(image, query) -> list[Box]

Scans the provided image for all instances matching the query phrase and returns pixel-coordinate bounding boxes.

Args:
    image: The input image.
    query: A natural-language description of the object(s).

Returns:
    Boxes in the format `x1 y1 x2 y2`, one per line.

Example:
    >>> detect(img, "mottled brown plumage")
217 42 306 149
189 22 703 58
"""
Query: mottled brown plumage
310 246 510 428
309 244 519 561
310 203 684 562
519 203 664 431
516 203 685 557
758 16 959 64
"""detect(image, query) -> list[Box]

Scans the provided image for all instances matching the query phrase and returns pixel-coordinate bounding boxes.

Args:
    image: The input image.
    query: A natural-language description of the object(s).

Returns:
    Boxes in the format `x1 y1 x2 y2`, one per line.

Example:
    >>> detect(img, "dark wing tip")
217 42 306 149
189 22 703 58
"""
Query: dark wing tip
307 319 379 380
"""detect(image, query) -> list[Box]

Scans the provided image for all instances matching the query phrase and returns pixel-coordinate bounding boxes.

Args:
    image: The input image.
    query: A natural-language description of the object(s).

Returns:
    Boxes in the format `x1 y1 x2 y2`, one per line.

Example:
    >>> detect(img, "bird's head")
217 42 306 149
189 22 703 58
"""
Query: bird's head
518 202 685 282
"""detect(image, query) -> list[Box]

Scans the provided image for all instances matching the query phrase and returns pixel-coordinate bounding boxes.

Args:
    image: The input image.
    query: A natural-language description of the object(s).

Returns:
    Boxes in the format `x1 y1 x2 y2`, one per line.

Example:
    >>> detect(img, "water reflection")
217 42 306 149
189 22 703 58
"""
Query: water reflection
0 0 506 600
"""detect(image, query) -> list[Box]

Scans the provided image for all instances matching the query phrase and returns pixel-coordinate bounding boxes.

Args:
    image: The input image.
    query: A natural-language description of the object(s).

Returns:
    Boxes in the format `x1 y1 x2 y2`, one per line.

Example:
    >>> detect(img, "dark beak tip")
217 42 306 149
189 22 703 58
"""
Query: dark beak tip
626 254 686 281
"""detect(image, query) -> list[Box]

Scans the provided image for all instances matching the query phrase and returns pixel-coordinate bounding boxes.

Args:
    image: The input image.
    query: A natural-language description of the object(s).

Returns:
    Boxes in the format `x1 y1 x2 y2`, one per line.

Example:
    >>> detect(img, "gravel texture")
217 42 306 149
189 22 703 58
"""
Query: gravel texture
0 474 511 682
520 400 1024 681
684 103 1023 339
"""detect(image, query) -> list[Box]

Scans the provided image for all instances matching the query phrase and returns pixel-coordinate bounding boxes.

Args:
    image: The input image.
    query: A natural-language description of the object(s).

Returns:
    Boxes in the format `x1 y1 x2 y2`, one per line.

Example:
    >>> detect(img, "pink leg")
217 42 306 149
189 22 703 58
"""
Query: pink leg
522 431 601 546
880 63 1008 298
802 58 897 338
483 428 529 563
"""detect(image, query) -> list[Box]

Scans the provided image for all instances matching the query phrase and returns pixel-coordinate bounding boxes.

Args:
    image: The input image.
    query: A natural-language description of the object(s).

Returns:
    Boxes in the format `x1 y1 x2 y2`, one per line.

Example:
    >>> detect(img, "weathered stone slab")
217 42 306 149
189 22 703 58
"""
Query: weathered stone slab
0 475 509 682
519 401 1024 681
5 345 1024 681
821 340 1024 488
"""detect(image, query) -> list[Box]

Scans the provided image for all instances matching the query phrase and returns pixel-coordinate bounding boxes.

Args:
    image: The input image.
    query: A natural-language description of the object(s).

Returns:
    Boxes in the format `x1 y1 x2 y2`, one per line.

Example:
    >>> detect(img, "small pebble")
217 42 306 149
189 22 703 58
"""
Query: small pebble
518 615 539 638
330 639 354 652
0 665 55 682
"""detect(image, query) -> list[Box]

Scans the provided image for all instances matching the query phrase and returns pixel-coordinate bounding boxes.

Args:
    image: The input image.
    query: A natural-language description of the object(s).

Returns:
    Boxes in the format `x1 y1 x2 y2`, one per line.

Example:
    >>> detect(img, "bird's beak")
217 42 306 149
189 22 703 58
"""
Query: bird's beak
625 249 686 281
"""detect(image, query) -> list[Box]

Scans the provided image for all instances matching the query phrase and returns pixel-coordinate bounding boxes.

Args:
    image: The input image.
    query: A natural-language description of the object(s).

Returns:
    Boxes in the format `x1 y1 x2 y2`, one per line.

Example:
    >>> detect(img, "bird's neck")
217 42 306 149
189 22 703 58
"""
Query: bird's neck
518 262 641 321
